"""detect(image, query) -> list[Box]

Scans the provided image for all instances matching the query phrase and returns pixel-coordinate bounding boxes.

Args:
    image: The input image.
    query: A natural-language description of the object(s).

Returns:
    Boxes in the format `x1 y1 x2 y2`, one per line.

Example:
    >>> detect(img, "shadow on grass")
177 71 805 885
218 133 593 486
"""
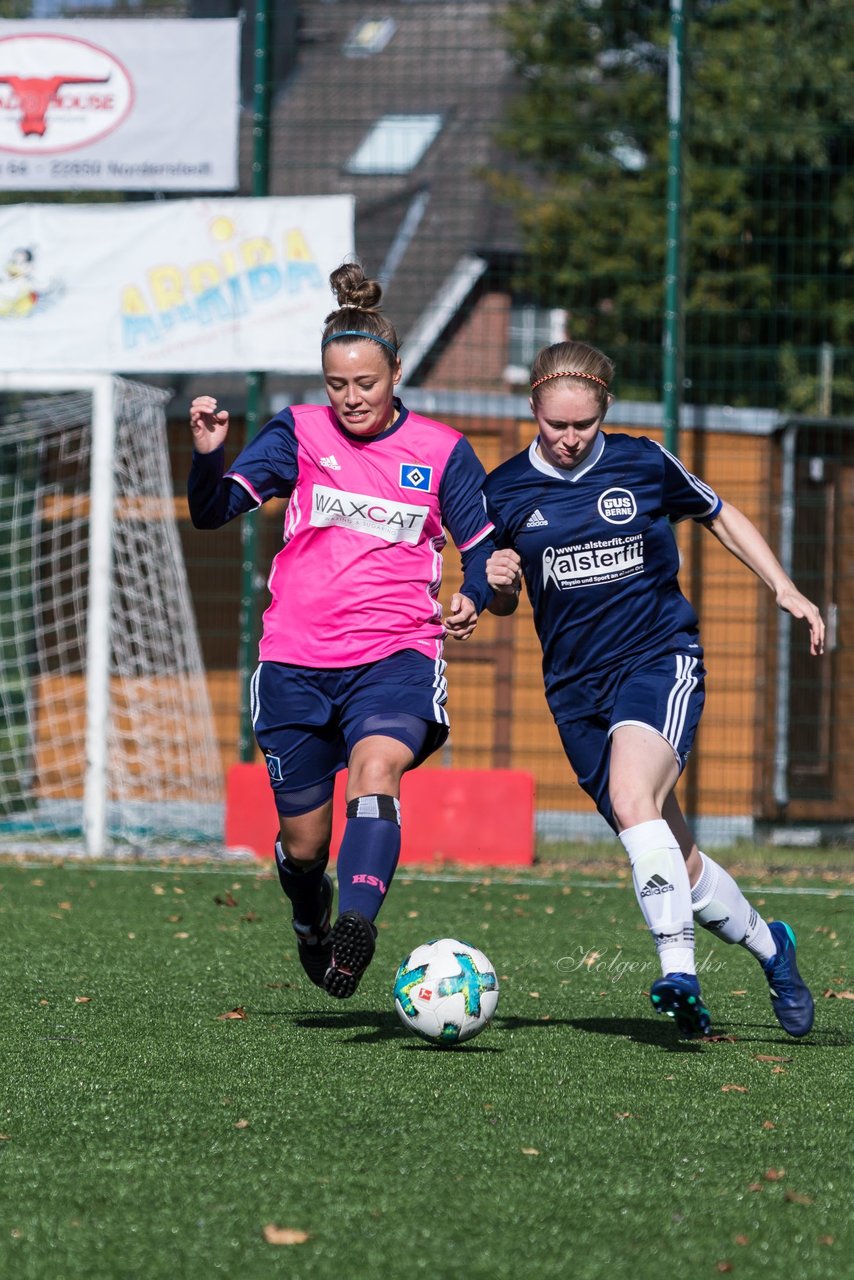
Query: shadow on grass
249 1006 851 1051
288 1008 421 1044
562 1015 711 1053
718 1020 853 1048
282 1009 522 1051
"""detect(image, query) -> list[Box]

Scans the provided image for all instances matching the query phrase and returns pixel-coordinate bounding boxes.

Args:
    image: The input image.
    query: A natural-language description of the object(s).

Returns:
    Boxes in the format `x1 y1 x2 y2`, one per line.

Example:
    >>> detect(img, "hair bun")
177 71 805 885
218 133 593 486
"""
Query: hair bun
329 261 383 313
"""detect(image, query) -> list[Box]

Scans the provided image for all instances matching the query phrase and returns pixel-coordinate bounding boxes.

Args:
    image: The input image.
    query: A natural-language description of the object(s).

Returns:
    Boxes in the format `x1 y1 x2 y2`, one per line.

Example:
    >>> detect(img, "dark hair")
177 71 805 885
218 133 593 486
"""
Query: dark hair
321 262 400 369
530 341 615 414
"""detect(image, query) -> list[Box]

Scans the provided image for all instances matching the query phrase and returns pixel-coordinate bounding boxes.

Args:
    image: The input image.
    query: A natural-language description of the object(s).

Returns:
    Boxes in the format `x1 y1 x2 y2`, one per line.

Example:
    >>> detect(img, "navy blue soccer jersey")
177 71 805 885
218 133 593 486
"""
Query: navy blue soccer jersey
484 432 722 721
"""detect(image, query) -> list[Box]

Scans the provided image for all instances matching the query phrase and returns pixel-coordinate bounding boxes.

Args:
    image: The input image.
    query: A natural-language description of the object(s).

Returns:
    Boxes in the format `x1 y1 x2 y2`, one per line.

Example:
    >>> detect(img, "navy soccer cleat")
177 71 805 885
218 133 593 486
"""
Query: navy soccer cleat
323 910 377 999
762 921 815 1038
292 874 334 988
649 972 712 1038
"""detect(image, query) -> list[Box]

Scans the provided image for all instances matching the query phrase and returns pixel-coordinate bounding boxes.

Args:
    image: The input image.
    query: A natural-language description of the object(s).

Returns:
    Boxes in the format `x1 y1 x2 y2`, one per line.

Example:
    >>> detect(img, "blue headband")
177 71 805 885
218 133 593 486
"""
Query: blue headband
321 329 399 357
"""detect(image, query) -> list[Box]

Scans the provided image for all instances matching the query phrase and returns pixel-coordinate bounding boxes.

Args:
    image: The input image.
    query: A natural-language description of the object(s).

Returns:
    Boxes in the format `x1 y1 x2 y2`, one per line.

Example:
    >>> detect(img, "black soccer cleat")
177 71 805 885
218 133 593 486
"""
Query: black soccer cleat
292 874 334 988
323 910 377 999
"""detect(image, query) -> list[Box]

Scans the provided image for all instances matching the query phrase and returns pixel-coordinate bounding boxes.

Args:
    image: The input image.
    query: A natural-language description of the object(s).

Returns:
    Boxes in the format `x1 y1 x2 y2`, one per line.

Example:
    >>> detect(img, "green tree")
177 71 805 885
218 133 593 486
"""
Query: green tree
492 0 854 411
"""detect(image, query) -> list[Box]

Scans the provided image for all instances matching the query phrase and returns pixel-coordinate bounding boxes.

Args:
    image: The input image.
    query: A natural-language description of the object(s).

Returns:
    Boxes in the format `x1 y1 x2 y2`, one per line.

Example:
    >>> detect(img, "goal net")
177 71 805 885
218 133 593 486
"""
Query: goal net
0 374 224 858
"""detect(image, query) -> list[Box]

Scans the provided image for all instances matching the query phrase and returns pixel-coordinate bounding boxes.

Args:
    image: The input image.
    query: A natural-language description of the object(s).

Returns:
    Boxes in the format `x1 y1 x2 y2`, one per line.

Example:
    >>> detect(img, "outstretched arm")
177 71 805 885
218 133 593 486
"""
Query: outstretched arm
704 500 825 655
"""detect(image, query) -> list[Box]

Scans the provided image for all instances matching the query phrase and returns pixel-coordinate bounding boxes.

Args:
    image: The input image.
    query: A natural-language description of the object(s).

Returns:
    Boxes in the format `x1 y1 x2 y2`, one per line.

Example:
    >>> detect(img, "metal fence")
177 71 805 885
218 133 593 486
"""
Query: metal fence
7 0 853 847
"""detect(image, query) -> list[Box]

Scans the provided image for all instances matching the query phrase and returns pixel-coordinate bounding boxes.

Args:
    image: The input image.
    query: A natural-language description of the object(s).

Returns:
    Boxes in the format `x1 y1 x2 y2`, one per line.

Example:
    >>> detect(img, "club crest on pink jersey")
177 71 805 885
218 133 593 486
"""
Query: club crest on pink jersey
400 463 432 492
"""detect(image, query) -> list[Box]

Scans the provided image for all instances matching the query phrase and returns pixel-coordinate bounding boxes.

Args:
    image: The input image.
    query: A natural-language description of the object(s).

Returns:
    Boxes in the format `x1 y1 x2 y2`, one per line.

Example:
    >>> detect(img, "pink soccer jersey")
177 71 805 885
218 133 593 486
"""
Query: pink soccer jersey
222 403 494 667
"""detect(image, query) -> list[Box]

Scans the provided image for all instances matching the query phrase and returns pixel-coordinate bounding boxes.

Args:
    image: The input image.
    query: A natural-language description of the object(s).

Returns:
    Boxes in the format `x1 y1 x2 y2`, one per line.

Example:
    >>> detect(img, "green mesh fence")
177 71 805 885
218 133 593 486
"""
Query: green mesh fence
4 0 853 848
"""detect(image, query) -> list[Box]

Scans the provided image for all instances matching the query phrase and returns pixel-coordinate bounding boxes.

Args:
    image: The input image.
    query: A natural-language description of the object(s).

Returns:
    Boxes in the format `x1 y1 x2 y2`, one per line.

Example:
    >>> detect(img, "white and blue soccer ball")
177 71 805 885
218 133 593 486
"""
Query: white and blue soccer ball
393 937 499 1046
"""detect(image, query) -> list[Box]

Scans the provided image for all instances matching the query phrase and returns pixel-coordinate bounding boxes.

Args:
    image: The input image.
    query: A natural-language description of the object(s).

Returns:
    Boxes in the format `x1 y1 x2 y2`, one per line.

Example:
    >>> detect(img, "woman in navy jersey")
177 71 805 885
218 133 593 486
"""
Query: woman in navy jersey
188 262 496 999
485 340 823 1039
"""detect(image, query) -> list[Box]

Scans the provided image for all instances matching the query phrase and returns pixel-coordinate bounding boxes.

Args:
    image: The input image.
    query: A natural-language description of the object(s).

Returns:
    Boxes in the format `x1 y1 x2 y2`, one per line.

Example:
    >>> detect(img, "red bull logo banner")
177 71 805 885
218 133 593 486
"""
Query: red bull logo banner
0 196 355 373
0 20 238 190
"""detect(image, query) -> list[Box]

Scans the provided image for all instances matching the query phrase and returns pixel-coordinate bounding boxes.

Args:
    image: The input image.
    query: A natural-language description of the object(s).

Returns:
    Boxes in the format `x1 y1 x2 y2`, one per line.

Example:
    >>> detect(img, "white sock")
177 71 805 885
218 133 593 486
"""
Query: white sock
620 819 696 976
691 852 775 963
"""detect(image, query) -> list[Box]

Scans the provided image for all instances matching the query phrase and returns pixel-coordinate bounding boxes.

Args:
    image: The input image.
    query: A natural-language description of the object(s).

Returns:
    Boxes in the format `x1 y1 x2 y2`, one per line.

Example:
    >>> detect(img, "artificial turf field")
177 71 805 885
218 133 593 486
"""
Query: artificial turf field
1 855 851 1280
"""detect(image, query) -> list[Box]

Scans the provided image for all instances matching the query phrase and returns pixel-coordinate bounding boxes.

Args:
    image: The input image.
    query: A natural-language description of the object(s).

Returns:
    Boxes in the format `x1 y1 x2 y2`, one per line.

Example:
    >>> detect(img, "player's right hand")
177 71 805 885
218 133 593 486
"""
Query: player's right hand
486 547 522 594
189 395 230 453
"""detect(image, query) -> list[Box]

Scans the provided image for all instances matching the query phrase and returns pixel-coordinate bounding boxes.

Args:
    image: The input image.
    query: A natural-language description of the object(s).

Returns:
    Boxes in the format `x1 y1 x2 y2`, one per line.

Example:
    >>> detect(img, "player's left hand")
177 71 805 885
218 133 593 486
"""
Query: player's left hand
443 593 478 641
777 585 826 655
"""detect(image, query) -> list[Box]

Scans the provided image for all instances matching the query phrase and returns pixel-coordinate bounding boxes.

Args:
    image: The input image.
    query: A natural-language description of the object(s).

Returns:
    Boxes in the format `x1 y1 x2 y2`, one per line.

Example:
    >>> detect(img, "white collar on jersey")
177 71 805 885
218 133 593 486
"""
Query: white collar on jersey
528 430 605 482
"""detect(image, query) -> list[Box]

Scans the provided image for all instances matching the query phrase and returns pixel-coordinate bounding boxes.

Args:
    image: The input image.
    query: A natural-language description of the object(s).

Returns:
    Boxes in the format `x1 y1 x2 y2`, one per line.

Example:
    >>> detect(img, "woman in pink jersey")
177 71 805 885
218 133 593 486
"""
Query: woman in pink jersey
188 262 496 998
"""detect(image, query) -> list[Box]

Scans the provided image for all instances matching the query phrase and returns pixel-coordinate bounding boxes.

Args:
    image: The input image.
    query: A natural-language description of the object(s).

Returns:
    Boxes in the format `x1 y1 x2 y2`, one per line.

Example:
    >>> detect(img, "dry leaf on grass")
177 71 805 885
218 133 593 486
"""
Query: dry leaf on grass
74 996 91 1004
764 1168 786 1181
784 1190 814 1206
755 1054 792 1063
521 1147 540 1156
215 892 239 907
234 1118 249 1130
822 989 854 1000
762 1120 776 1130
721 1084 748 1093
714 1263 733 1274
262 1224 310 1246
216 1007 248 1021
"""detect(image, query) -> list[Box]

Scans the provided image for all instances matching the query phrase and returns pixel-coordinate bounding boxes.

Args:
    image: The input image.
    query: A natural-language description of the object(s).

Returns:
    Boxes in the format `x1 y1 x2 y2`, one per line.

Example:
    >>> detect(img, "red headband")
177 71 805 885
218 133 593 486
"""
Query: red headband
530 370 609 392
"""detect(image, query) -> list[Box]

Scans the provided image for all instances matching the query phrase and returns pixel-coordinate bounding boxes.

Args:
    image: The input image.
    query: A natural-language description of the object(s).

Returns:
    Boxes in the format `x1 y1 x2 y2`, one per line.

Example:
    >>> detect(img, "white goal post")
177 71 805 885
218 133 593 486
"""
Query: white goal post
0 373 223 857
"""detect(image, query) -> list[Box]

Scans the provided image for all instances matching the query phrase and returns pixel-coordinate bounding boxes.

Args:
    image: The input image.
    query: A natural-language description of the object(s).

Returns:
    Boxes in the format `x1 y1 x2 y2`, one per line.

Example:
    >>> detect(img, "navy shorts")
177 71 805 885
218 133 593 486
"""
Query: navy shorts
557 651 706 833
251 649 450 816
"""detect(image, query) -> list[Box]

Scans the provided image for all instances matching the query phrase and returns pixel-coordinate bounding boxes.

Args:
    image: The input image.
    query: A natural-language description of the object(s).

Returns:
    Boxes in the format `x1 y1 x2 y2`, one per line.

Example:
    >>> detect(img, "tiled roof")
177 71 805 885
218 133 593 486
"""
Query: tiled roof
253 0 521 366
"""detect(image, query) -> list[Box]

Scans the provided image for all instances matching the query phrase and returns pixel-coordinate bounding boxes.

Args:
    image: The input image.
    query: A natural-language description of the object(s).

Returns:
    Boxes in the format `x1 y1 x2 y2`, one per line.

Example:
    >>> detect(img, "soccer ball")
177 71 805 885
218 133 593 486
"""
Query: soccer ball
393 937 499 1046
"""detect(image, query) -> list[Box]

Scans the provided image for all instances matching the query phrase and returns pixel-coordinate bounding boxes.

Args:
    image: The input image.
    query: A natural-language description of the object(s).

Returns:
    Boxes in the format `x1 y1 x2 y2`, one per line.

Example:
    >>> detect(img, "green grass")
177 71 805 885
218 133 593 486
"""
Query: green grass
1 858 851 1279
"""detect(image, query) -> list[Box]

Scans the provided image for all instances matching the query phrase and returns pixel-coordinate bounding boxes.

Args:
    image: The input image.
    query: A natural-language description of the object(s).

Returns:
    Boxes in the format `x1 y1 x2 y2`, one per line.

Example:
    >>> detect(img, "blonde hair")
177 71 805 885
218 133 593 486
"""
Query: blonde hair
530 341 615 412
321 261 400 369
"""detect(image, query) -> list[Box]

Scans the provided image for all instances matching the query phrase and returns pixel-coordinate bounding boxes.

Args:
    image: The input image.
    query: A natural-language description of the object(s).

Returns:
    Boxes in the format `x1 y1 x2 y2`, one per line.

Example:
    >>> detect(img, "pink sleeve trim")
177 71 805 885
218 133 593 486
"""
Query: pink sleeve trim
457 522 495 553
226 471 263 507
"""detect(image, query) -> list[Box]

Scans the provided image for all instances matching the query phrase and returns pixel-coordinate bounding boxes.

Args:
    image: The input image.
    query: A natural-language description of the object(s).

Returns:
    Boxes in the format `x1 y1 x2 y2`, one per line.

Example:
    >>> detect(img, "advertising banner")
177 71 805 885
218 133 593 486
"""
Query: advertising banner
0 196 356 373
0 19 240 191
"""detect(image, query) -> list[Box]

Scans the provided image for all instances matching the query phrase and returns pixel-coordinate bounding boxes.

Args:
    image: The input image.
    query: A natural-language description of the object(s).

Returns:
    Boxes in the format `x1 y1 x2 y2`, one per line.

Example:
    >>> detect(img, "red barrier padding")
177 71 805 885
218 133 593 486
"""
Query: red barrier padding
225 764 535 866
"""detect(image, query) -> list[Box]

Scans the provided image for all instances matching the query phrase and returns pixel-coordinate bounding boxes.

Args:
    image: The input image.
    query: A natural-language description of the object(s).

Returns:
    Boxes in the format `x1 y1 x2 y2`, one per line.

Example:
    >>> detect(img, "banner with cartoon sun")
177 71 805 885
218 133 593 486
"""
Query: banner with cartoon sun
0 196 355 373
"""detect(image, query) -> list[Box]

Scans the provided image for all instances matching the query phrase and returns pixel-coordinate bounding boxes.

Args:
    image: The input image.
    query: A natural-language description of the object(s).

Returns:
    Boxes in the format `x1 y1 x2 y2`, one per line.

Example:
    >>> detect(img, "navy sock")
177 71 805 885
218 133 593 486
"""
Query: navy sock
336 794 401 923
274 839 329 928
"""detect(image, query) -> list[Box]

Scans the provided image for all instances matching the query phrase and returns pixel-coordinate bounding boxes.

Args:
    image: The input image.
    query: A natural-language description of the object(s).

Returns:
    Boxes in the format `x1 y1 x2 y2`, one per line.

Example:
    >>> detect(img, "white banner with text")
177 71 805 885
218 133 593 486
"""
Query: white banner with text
0 196 356 373
0 19 240 191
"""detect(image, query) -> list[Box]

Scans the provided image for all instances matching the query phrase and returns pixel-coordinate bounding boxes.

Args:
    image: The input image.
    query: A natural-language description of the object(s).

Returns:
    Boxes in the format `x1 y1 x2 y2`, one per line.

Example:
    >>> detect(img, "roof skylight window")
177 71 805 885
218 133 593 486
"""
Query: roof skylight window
346 114 443 175
343 17 397 57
